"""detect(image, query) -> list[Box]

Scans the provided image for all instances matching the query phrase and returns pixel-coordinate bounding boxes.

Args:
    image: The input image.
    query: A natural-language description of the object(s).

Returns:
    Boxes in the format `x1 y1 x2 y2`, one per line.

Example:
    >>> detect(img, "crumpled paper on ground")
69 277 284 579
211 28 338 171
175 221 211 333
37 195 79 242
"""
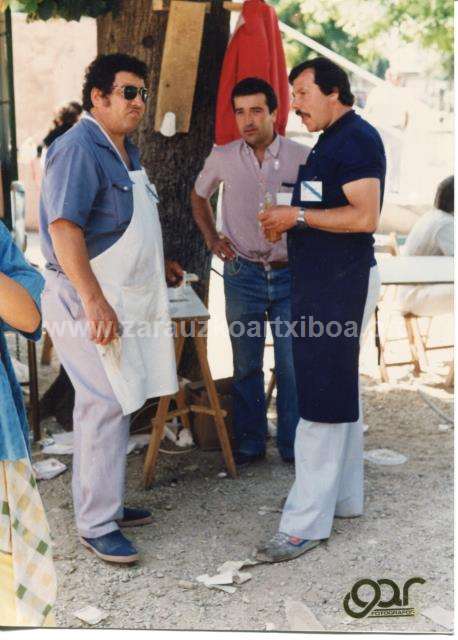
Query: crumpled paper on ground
73 605 109 625
197 559 259 593
41 431 151 456
33 458 67 480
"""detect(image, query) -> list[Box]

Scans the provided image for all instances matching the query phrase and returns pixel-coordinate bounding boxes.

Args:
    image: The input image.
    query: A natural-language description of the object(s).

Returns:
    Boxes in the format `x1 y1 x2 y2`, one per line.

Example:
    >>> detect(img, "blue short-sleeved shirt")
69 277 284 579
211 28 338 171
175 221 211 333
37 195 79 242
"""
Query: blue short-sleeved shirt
0 222 44 461
290 109 386 262
39 114 142 271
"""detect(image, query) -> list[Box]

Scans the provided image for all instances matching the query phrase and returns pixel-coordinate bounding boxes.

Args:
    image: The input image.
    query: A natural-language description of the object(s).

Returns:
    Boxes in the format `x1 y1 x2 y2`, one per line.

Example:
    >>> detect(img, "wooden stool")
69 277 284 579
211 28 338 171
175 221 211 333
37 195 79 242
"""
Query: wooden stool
143 292 237 487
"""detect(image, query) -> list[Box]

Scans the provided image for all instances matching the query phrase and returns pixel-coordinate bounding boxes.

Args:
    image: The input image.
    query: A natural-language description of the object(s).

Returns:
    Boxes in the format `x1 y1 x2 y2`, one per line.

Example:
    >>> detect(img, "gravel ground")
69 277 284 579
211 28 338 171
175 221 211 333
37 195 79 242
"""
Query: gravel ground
31 373 453 632
18 234 454 632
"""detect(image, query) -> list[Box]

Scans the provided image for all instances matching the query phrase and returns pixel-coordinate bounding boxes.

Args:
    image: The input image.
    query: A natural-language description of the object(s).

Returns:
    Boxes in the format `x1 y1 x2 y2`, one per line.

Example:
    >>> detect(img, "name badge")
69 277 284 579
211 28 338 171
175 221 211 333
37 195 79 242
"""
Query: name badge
276 192 293 206
301 180 322 202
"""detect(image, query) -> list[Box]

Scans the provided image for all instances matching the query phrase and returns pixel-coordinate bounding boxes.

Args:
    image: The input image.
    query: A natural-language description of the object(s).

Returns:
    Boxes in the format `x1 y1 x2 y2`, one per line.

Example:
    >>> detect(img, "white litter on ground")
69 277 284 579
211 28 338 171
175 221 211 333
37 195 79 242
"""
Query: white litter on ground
73 606 109 625
197 559 258 593
438 424 451 432
285 600 324 631
364 448 408 465
420 606 454 631
176 427 194 448
196 574 237 594
41 431 74 455
33 458 67 480
126 433 150 454
42 431 151 456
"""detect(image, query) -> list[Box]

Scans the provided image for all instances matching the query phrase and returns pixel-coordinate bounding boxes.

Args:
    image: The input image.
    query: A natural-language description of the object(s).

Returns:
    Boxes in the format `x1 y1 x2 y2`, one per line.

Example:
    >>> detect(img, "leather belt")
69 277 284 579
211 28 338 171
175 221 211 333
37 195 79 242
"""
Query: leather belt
251 260 289 270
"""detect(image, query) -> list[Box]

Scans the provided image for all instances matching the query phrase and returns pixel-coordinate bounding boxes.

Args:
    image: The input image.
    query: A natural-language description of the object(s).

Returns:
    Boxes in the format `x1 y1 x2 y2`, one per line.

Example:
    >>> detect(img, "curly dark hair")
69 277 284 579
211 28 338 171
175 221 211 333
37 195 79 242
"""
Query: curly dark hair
82 53 148 112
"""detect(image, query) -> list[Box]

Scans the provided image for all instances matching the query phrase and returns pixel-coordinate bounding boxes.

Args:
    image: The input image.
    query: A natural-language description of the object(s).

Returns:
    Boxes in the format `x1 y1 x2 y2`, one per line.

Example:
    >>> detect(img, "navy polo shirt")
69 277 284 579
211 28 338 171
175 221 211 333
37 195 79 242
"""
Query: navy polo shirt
290 109 386 264
39 116 142 272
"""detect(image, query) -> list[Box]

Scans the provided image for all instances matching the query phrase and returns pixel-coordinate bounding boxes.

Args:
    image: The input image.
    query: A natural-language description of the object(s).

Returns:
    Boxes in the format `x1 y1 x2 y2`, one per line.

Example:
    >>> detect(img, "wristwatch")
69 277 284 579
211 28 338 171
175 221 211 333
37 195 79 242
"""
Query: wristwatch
296 208 308 229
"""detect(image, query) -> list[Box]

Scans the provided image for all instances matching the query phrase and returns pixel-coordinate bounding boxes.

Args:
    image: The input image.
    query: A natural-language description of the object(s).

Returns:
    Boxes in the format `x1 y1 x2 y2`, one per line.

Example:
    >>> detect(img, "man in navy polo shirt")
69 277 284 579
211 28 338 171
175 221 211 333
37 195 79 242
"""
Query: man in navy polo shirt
256 57 386 562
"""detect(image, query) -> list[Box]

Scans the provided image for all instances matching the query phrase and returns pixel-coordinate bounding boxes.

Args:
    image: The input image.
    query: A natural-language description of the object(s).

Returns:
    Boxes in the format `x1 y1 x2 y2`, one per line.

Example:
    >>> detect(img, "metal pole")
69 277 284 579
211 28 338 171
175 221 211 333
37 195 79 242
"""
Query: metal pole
279 21 385 88
0 7 17 230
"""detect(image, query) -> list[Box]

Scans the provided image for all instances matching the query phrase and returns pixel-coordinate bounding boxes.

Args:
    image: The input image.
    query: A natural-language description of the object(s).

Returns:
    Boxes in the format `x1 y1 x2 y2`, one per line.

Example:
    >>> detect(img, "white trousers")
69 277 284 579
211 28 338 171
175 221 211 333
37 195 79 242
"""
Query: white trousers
398 284 453 317
279 266 381 540
42 271 130 539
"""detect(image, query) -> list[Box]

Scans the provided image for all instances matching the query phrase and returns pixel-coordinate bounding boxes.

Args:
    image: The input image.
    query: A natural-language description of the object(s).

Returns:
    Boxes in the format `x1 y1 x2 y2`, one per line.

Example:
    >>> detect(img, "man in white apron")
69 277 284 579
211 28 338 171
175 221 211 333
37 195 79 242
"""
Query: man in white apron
39 54 182 564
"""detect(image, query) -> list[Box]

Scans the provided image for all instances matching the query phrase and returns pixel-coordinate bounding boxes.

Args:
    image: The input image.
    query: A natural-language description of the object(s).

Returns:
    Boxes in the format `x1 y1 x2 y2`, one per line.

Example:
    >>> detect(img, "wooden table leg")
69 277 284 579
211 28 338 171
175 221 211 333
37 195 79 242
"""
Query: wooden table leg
143 330 186 488
193 331 237 478
41 331 53 366
143 394 172 488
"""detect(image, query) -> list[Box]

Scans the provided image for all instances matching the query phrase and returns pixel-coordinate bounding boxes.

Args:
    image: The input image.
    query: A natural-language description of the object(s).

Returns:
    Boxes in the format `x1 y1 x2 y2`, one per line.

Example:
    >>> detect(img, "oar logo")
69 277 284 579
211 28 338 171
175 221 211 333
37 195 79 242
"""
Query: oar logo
343 577 425 619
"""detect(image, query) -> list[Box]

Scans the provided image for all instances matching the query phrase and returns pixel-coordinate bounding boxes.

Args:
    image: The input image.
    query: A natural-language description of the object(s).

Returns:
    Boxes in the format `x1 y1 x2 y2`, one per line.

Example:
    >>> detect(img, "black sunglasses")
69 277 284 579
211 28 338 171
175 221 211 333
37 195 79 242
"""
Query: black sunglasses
112 84 148 103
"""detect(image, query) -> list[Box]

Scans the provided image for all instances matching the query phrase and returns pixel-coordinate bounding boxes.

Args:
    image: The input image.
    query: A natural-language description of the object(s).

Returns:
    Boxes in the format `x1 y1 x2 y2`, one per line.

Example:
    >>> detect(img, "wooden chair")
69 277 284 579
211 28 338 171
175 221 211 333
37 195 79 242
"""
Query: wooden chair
375 233 453 382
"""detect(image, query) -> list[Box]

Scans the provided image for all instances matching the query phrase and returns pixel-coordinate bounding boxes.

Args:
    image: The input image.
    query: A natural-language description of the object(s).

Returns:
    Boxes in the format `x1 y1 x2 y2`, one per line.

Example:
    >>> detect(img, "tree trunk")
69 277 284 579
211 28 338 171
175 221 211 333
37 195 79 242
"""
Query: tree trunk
97 0 229 379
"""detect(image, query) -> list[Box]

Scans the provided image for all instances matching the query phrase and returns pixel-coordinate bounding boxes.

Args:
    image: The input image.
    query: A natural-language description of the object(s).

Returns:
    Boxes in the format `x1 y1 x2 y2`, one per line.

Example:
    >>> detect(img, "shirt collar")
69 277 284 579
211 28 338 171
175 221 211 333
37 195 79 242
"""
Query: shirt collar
319 109 356 140
241 133 281 159
81 112 140 170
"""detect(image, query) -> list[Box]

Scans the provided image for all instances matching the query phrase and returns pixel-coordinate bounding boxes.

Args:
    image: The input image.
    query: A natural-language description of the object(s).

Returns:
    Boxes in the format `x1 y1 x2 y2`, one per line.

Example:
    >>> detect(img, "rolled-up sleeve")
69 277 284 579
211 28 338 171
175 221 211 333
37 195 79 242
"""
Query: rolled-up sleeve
337 132 385 187
42 142 101 229
194 148 222 199
0 223 44 342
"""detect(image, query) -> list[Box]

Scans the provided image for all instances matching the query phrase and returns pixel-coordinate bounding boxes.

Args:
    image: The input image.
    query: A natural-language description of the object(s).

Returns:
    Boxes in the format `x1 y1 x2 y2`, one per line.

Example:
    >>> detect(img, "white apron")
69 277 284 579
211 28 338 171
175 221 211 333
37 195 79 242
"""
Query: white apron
89 165 178 415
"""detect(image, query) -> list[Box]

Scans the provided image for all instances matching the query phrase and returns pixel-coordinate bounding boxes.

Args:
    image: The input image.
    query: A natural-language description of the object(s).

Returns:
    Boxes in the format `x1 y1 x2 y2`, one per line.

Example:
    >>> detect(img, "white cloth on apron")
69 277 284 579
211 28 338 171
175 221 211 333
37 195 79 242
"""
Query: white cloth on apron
279 265 381 540
90 167 178 414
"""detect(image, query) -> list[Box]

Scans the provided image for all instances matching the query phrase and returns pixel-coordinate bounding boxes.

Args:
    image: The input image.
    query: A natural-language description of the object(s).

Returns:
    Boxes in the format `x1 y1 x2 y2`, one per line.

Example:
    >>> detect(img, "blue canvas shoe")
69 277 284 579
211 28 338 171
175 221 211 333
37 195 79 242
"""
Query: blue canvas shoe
117 507 153 528
80 530 139 564
255 532 321 563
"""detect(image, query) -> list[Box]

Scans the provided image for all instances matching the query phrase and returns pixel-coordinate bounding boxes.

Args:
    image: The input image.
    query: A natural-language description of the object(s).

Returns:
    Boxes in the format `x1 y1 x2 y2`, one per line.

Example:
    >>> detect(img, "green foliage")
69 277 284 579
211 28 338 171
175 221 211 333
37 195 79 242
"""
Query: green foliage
273 0 377 72
4 0 119 21
271 0 453 78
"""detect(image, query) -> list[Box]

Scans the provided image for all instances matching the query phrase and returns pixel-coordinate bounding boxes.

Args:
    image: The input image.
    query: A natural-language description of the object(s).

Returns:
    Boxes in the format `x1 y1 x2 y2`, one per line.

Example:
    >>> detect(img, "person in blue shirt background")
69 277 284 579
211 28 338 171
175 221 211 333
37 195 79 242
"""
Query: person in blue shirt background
0 221 56 626
257 57 385 563
0 221 43 460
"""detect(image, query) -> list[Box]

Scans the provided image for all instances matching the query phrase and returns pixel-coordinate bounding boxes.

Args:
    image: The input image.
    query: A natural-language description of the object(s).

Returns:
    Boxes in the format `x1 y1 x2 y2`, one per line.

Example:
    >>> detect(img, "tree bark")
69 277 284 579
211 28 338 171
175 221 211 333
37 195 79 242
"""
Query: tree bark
97 0 229 379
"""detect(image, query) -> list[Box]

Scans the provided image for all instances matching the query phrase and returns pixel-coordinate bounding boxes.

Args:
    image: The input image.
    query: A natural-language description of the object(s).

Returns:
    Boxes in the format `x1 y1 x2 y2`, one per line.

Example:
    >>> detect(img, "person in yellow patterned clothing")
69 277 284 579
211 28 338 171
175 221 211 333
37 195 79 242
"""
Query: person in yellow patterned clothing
0 220 56 627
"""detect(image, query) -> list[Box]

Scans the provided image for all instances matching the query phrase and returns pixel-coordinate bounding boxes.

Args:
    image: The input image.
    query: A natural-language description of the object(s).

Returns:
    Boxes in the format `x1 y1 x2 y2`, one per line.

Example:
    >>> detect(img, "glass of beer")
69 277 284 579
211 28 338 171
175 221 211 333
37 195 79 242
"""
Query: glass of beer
263 192 282 243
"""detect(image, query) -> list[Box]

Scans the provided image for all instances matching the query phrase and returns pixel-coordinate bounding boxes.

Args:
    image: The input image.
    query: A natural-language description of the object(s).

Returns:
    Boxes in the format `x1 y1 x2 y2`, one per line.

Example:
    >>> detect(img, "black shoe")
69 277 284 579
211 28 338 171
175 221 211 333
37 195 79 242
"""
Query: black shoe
117 507 153 528
233 451 266 466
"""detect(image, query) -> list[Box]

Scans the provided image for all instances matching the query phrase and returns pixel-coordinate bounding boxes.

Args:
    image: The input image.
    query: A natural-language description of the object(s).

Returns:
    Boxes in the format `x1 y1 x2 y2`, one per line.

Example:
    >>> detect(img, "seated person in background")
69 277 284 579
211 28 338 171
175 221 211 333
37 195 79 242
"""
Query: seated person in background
0 222 56 627
398 175 454 317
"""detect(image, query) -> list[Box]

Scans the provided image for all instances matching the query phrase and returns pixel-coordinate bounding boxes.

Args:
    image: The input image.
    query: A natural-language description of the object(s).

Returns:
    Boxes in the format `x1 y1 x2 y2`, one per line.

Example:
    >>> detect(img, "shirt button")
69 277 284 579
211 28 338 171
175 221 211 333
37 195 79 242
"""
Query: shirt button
123 186 129 191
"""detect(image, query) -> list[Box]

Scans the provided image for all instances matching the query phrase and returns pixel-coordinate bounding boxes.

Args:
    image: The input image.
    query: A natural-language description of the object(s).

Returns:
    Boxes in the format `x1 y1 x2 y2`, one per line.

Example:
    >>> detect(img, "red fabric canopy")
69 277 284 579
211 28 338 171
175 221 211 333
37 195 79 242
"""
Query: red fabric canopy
215 0 290 145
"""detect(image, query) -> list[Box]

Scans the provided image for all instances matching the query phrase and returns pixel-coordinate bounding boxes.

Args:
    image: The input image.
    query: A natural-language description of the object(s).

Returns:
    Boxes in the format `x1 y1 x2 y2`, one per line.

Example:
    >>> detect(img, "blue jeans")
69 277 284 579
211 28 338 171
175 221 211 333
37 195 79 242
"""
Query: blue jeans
224 257 299 459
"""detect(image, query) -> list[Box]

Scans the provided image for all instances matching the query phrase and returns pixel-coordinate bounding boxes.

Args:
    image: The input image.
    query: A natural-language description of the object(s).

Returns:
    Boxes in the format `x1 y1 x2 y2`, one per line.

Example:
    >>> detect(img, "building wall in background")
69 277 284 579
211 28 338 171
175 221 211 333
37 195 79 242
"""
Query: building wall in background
12 13 96 229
